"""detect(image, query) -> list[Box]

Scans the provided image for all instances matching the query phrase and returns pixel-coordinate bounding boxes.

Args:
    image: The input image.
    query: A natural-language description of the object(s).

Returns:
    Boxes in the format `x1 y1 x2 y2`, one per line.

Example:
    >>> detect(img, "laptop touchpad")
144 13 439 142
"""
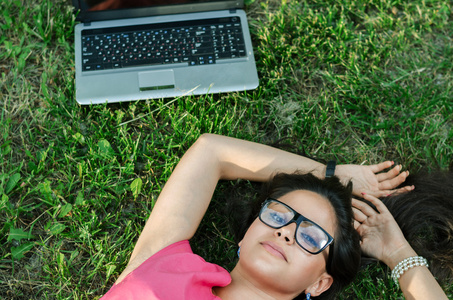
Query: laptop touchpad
138 70 175 91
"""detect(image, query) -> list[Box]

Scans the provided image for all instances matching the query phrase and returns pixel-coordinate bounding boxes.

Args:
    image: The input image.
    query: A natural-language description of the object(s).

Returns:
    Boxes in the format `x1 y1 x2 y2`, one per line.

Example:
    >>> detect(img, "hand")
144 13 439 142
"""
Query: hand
336 161 414 197
352 194 414 268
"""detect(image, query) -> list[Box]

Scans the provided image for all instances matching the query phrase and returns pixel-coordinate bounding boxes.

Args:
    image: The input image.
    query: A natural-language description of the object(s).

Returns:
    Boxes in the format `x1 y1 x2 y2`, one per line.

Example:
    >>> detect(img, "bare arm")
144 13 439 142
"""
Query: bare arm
352 194 448 300
116 134 409 283
117 134 325 282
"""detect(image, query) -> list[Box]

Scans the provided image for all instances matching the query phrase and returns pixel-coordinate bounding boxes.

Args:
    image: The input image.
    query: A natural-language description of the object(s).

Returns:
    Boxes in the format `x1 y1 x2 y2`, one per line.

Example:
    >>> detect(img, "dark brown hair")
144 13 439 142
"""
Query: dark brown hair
383 168 453 285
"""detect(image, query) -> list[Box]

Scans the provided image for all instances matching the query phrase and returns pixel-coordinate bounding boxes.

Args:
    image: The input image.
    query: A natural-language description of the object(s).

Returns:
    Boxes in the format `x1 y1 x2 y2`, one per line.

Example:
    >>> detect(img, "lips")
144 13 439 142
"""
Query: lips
261 241 287 261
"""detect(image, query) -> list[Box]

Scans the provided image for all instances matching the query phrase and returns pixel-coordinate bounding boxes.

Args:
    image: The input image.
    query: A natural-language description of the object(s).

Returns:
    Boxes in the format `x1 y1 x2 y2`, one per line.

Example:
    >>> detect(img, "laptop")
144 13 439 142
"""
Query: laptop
73 0 259 105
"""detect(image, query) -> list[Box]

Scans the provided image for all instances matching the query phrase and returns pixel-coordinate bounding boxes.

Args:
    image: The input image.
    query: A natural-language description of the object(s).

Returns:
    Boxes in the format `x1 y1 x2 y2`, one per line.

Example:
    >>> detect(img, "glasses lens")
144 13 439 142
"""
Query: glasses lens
260 199 332 254
260 201 294 227
297 221 330 253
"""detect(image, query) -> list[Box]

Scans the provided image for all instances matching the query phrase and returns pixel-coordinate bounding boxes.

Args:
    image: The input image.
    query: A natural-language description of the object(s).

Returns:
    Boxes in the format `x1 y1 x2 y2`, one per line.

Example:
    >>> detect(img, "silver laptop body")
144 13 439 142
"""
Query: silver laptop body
73 0 259 105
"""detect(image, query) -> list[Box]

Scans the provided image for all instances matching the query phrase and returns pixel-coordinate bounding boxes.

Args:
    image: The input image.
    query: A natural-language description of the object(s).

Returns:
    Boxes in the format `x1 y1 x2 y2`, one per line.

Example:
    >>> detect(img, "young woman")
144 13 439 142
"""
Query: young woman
100 134 449 299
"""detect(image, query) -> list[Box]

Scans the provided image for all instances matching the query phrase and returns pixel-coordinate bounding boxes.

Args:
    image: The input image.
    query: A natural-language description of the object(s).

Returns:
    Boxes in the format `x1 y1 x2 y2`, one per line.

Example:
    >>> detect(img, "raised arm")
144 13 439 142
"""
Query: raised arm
352 194 448 300
116 134 408 283
117 134 325 282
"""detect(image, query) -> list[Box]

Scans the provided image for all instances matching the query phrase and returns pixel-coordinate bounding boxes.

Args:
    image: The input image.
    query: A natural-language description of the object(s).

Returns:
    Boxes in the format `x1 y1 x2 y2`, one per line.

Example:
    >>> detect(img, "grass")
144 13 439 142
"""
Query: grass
0 0 452 298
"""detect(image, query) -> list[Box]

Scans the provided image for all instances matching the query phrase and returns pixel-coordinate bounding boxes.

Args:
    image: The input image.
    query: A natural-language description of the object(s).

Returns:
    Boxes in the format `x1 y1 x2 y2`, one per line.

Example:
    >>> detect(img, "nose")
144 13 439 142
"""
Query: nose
275 223 297 245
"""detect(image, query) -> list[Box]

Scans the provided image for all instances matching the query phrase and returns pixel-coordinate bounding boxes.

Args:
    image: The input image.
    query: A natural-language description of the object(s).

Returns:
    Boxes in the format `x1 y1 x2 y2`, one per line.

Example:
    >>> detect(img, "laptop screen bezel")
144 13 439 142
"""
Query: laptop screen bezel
72 0 244 22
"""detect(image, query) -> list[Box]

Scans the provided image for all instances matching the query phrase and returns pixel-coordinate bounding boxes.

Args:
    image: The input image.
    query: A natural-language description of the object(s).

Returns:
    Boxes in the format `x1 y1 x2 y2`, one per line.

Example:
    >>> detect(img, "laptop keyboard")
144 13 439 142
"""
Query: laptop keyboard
81 17 247 72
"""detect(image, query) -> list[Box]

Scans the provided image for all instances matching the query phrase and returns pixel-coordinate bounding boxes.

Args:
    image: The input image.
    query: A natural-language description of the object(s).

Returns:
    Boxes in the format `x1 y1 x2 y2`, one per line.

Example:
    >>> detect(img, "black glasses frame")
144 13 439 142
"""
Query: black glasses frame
259 198 334 254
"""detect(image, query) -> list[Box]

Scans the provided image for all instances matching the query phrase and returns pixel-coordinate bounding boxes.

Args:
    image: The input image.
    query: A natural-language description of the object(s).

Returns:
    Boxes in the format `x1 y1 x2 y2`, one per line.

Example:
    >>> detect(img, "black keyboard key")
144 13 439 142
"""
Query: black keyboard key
125 58 164 67
83 64 96 71
83 57 102 65
238 45 246 57
191 47 213 55
82 50 95 57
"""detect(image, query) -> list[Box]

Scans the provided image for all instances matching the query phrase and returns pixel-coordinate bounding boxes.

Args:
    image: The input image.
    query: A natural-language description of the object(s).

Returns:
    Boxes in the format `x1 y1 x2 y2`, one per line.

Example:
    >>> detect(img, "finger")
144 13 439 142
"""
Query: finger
369 161 394 173
376 164 402 181
378 170 409 190
353 220 361 230
352 197 378 217
363 184 415 198
360 189 393 198
362 193 390 214
352 207 368 223
388 185 415 195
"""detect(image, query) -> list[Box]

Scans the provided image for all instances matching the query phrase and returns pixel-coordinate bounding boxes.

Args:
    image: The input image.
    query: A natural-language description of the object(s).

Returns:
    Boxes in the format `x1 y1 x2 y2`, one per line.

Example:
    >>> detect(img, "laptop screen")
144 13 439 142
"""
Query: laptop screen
73 0 244 22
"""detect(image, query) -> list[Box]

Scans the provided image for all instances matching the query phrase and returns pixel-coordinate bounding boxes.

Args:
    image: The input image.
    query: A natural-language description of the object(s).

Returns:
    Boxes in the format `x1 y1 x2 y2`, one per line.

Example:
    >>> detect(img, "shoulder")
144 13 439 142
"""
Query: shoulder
115 240 191 284
101 240 230 300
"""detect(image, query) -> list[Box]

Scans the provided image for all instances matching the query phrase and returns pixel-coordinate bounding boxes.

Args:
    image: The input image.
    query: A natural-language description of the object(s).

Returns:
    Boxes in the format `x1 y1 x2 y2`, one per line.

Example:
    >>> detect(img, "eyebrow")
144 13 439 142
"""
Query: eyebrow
281 200 335 237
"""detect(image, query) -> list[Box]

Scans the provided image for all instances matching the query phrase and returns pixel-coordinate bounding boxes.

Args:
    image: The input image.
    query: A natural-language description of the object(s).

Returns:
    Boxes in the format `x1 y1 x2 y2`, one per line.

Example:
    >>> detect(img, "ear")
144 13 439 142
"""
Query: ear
305 272 333 297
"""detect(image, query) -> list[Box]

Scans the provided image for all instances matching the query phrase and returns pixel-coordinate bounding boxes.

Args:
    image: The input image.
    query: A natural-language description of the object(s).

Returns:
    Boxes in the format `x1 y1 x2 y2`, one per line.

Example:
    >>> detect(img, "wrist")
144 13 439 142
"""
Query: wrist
384 243 418 270
325 160 336 178
391 256 429 286
331 164 353 188
312 163 328 179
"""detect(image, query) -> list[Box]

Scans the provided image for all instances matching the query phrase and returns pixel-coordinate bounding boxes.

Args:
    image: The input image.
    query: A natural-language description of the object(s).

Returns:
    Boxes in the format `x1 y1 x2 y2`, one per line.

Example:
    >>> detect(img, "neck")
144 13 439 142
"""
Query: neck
213 267 293 300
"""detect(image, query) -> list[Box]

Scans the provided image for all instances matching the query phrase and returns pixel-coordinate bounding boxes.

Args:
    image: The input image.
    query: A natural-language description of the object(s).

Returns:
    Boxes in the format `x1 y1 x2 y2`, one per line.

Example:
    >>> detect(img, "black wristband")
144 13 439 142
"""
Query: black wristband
325 160 336 178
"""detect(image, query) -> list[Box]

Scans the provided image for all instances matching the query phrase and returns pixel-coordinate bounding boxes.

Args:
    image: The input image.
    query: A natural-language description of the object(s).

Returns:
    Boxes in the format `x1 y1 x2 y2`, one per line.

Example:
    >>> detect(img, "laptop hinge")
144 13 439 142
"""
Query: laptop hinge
229 8 237 13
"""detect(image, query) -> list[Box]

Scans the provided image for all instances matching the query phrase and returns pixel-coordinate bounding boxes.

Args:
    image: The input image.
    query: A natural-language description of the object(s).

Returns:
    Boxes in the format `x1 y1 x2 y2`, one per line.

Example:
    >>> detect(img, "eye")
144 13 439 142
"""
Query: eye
269 211 287 225
298 223 328 251
299 232 321 249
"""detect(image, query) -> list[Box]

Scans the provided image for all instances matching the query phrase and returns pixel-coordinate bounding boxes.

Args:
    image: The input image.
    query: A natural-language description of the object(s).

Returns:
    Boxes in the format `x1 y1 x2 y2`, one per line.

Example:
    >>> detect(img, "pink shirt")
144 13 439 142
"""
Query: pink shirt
101 240 231 299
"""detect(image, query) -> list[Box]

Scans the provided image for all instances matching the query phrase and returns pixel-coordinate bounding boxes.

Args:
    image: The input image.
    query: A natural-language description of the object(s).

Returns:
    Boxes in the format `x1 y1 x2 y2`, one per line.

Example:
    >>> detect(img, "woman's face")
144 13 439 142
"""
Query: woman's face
237 189 336 298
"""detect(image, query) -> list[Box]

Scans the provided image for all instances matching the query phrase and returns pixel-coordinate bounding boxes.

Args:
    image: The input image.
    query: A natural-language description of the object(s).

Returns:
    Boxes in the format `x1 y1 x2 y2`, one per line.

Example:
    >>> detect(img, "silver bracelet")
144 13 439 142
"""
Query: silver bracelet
391 256 429 286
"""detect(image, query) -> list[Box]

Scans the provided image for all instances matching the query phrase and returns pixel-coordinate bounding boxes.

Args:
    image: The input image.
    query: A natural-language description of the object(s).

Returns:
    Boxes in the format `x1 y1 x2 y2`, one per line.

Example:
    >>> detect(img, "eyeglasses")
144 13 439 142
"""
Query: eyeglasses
259 198 334 254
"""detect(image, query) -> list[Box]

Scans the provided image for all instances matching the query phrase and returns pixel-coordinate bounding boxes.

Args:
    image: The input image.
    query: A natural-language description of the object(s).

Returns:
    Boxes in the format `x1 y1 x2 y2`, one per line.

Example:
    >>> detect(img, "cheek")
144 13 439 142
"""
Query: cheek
240 219 263 248
238 219 279 270
237 228 268 277
283 251 329 293
292 251 328 276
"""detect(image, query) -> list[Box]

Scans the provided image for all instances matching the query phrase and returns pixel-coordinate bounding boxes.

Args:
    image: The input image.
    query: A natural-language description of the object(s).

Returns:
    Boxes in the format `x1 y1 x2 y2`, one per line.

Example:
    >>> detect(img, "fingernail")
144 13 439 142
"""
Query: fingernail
361 192 366 195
